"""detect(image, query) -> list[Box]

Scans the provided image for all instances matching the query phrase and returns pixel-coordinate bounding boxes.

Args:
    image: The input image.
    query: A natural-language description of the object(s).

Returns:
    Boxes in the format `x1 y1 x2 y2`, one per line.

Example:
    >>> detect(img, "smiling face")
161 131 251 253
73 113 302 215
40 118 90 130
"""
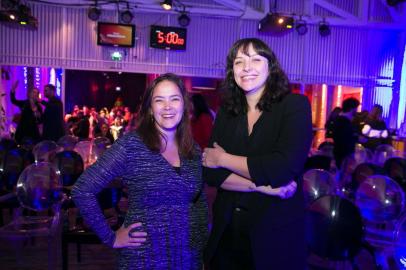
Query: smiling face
151 80 184 135
233 43 269 96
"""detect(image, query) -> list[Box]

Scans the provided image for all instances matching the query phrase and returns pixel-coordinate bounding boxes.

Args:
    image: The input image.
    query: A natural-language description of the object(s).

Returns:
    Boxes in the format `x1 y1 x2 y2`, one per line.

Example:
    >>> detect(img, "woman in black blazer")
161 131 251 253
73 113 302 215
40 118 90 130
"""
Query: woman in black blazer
202 38 312 270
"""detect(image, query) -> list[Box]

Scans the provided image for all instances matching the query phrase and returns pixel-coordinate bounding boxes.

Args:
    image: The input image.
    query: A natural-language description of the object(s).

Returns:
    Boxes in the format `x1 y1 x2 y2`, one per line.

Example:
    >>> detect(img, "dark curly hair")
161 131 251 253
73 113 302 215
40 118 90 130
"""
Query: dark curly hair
136 73 194 159
223 38 291 115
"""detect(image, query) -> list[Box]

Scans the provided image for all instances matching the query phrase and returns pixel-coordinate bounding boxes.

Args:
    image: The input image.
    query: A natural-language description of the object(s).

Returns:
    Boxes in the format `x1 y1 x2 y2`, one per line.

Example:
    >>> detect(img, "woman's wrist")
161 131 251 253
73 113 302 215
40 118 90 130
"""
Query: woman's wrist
218 152 231 168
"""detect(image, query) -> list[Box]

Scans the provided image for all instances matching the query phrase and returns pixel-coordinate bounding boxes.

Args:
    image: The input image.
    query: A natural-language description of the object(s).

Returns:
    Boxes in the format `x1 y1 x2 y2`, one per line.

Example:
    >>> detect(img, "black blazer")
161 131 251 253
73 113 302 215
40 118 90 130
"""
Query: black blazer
42 97 65 141
203 93 312 268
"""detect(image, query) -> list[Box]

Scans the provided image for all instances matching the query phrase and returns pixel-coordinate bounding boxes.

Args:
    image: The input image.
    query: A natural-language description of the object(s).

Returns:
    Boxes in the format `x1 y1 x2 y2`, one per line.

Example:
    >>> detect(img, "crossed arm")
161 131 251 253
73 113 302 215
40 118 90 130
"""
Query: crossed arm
202 142 297 198
202 96 312 199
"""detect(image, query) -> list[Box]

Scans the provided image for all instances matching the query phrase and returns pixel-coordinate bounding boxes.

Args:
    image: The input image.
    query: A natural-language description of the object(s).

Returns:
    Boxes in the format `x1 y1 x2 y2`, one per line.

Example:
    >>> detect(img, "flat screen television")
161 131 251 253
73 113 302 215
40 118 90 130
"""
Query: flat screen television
97 22 135 47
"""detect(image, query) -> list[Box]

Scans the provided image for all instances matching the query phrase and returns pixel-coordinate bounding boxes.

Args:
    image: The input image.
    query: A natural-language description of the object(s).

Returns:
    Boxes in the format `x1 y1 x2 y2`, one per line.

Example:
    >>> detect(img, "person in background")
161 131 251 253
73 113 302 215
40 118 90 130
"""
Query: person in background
332 97 360 168
41 84 65 142
110 116 124 141
10 80 42 144
190 94 214 150
361 104 390 150
71 110 90 140
123 106 132 126
72 73 208 270
352 109 369 138
202 38 312 270
94 122 115 144
325 106 342 140
190 93 216 230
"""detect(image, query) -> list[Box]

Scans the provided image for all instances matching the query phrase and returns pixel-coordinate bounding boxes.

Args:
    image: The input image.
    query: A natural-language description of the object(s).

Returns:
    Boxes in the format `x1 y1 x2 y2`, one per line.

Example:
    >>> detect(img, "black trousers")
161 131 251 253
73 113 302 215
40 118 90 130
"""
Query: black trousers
210 207 255 270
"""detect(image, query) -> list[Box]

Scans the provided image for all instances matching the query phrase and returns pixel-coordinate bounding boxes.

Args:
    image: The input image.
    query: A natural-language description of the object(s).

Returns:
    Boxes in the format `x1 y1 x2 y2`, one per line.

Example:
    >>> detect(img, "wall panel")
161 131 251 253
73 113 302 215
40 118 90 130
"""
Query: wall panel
0 1 403 86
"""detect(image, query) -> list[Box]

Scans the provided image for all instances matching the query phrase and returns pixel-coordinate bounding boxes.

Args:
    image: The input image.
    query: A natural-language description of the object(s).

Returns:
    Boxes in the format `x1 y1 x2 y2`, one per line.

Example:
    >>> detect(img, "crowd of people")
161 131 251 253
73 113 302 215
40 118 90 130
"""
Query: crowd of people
10 82 64 144
325 98 390 169
10 83 219 148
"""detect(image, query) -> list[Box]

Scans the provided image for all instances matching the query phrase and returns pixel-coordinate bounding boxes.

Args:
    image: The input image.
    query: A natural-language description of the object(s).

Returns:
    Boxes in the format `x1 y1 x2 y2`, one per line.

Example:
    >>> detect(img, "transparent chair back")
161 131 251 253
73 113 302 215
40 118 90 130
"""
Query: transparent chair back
373 144 396 166
90 136 112 163
0 162 63 269
306 195 363 267
355 175 405 248
32 140 62 163
57 135 79 151
303 169 336 205
74 140 93 168
394 212 406 269
355 144 373 164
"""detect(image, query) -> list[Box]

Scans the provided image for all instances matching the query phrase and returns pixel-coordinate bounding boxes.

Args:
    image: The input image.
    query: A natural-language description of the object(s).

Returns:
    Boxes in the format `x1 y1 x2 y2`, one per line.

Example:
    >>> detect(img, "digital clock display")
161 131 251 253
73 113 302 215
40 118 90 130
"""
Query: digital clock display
150 25 187 50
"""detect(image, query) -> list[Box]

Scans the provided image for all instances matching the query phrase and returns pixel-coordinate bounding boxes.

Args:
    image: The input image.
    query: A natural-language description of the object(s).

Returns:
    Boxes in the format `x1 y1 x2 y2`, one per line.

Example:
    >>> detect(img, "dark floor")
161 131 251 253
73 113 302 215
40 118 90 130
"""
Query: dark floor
0 236 116 270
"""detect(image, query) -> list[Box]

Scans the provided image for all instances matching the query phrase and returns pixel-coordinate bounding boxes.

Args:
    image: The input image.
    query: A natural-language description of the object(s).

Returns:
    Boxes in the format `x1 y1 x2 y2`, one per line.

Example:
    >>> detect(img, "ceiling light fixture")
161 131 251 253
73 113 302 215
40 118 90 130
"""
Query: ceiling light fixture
319 20 331 37
120 2 133 23
178 12 190 27
161 0 172 10
88 7 101 21
295 18 307 35
87 1 101 21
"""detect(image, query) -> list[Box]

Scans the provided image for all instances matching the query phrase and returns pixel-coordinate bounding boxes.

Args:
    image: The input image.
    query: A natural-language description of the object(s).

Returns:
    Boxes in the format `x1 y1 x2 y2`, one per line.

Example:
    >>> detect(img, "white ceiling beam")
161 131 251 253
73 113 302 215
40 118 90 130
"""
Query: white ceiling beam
358 0 369 22
306 16 406 30
314 0 359 20
263 0 269 13
134 5 252 18
304 0 315 17
133 1 265 19
212 0 245 11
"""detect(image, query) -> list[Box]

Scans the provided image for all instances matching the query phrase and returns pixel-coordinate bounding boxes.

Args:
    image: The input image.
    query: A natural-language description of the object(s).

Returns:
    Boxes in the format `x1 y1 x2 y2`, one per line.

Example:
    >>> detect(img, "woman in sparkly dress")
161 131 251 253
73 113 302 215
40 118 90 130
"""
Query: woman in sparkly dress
72 73 208 269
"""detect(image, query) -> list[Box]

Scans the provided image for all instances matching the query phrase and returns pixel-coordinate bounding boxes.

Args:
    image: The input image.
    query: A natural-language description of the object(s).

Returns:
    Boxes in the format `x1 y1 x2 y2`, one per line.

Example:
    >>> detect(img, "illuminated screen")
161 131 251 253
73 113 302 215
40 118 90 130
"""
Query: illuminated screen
150 25 186 50
97 22 135 47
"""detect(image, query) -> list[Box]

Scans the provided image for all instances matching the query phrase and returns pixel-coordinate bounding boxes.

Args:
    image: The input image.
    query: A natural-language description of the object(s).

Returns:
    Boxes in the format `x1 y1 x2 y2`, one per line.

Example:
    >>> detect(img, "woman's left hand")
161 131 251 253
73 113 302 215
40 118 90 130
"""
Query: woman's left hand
202 142 225 168
255 181 297 199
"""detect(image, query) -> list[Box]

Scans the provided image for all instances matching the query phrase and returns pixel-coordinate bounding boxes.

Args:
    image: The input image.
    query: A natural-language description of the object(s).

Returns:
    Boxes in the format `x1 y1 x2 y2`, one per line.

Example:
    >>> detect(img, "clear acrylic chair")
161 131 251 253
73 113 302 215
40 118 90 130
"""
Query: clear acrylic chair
373 144 396 166
0 162 63 270
306 195 365 269
57 135 79 152
355 174 405 259
32 140 62 163
303 169 336 206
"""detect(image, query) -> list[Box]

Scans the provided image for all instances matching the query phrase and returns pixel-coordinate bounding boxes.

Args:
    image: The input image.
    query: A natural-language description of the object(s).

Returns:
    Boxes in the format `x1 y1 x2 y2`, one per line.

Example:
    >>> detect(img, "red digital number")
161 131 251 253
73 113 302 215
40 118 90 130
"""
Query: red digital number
165 32 175 44
157 30 185 47
177 37 184 45
166 32 185 45
157 31 164 43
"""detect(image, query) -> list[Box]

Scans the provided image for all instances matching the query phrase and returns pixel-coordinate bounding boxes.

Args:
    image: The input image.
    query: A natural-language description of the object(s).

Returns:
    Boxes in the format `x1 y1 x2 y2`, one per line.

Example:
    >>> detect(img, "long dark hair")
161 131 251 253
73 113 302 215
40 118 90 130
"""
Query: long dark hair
136 73 195 159
223 38 291 115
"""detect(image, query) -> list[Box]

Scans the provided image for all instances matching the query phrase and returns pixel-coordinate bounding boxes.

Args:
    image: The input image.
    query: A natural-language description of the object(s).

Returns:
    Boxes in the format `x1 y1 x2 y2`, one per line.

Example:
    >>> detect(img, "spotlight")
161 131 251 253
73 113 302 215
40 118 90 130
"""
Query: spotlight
1 0 18 10
120 10 133 23
387 0 406 6
295 19 307 35
87 7 101 21
178 13 190 27
319 21 330 37
161 0 172 10
0 3 38 28
258 13 294 34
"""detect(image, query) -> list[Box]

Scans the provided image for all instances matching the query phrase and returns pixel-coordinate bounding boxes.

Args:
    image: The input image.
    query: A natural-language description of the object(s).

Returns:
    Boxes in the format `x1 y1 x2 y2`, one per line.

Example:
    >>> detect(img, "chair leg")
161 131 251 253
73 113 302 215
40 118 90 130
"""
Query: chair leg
48 236 57 270
62 237 68 270
77 243 81 262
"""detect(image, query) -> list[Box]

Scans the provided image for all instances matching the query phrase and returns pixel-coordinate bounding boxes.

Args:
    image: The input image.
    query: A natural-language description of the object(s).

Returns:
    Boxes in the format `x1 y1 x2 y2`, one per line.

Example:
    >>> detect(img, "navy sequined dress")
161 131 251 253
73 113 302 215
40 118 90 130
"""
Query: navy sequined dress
72 132 208 270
